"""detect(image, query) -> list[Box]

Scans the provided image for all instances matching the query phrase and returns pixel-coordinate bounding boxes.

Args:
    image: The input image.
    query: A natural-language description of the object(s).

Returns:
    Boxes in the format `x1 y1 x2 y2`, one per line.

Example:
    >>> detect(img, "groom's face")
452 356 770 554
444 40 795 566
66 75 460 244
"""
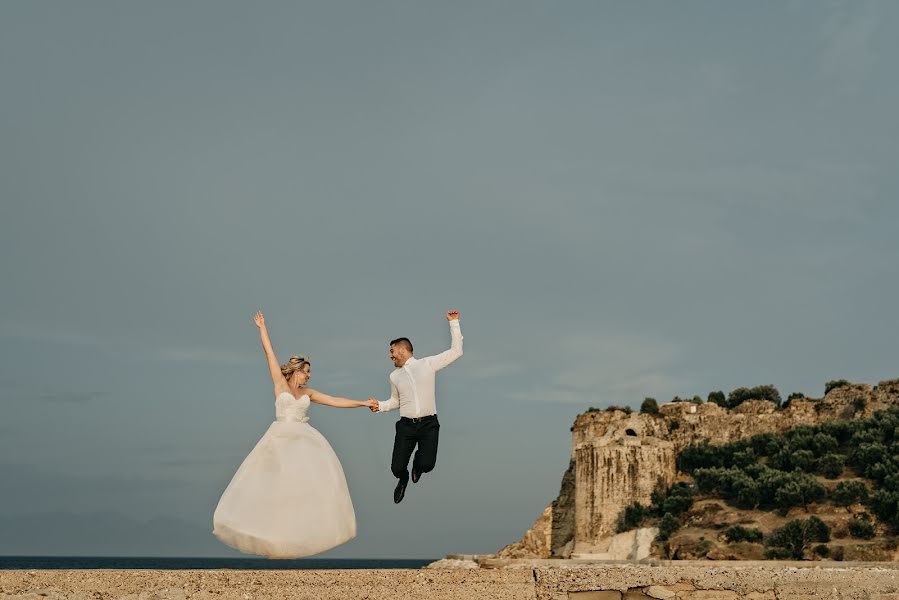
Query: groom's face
389 344 409 367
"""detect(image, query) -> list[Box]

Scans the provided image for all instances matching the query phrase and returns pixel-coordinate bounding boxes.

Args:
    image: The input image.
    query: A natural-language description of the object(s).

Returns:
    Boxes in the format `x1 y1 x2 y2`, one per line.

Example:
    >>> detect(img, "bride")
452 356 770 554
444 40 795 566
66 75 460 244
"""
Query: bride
212 311 377 558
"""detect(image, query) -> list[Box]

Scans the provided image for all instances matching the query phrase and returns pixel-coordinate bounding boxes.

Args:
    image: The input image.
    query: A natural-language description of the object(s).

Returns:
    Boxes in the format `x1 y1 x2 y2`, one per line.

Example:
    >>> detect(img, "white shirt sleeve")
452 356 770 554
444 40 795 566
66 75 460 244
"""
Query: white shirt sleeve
424 320 463 372
378 378 400 413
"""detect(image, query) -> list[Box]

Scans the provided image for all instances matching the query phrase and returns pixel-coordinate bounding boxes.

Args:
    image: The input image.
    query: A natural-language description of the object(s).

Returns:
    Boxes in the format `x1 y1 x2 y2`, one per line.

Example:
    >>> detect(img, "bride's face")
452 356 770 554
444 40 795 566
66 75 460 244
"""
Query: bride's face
291 365 310 387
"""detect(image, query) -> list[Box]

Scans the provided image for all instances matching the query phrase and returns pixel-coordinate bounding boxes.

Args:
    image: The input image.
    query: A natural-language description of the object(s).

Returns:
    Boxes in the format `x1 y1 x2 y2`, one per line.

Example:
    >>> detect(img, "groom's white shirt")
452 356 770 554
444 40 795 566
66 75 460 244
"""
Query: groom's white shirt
378 320 463 418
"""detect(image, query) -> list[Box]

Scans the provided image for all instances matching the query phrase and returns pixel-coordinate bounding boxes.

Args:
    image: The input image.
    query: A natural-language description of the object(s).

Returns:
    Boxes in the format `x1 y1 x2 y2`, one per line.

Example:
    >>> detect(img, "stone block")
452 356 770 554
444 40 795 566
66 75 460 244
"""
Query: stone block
742 593 776 600
568 592 622 600
644 586 677 600
680 592 739 600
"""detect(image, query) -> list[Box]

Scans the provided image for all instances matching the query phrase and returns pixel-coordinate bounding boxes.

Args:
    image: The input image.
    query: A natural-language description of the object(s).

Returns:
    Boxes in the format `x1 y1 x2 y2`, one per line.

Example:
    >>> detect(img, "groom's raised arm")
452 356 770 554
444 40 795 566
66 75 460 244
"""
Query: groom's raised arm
377 379 400 413
425 311 463 372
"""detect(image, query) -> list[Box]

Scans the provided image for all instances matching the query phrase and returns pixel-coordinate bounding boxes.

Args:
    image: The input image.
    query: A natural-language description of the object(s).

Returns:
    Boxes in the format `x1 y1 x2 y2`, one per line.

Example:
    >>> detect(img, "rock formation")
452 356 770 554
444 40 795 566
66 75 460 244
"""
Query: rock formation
499 379 899 558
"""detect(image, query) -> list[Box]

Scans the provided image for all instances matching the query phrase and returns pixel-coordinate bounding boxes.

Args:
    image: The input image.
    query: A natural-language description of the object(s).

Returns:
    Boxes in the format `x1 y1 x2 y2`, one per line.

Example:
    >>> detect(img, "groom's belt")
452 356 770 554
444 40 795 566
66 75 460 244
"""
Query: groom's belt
400 414 437 423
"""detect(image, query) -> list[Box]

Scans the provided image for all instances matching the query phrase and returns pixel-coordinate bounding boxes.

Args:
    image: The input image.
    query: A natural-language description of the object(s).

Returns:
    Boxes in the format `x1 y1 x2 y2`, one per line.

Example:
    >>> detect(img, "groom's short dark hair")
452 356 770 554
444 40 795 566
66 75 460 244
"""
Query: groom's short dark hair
390 337 413 353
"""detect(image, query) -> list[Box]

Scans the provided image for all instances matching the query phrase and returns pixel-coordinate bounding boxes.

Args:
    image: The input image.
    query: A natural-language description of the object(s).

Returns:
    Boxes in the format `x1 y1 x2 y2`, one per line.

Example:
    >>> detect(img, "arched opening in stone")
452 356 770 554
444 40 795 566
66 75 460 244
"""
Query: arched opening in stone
625 428 637 437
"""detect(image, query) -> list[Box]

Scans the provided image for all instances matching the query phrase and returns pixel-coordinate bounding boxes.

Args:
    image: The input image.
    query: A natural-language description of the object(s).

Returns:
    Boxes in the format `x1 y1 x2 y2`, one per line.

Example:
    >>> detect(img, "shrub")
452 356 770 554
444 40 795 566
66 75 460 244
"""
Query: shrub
819 420 855 444
656 513 681 541
657 482 694 516
849 442 889 474
764 546 793 559
813 544 830 557
677 444 726 473
640 398 660 415
724 525 763 543
804 515 831 543
831 546 845 561
605 405 633 414
617 502 650 533
847 518 875 539
764 517 831 559
818 453 845 479
728 385 782 409
869 489 899 531
691 395 704 405
696 539 713 555
791 449 816 472
809 432 839 456
772 475 827 513
749 432 782 456
708 390 726 407
832 480 869 506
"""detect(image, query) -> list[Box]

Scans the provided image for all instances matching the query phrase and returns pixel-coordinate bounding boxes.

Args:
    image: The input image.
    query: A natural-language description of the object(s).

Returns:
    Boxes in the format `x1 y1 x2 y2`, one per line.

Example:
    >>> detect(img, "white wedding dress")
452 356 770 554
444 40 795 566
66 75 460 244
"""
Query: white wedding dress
212 391 356 558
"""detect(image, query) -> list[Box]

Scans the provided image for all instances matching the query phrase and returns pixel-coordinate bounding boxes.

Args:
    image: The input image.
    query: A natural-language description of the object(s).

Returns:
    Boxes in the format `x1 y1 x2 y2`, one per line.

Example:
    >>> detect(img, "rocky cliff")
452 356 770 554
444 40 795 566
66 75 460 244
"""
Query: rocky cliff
498 379 899 558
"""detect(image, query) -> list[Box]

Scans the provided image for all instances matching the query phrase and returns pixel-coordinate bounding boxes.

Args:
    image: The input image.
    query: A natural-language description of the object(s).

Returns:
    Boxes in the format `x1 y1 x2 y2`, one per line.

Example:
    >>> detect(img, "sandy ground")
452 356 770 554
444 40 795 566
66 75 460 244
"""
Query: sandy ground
2 563 899 600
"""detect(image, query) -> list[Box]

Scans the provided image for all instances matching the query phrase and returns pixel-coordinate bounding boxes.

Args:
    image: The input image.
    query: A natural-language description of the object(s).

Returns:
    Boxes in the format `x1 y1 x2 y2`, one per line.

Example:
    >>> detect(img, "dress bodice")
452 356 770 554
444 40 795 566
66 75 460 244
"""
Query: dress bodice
276 391 311 423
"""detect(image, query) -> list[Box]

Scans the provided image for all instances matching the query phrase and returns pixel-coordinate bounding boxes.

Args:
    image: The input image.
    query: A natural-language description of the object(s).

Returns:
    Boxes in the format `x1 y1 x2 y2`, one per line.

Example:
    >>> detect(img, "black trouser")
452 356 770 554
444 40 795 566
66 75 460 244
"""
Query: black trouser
391 415 440 483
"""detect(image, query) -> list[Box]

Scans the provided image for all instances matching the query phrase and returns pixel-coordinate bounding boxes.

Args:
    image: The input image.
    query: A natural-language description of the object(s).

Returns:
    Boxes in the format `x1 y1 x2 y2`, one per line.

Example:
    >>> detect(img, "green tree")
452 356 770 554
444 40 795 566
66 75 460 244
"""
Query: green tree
847 519 875 539
656 513 681 541
727 385 782 409
616 502 650 533
831 480 869 506
817 453 844 479
640 397 660 415
724 525 763 543
765 517 830 559
707 390 726 407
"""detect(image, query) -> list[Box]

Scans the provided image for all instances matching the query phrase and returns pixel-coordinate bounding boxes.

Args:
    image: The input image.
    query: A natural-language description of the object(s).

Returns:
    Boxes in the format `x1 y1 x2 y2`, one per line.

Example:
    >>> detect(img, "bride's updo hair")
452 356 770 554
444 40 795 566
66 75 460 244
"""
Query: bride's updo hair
281 355 310 380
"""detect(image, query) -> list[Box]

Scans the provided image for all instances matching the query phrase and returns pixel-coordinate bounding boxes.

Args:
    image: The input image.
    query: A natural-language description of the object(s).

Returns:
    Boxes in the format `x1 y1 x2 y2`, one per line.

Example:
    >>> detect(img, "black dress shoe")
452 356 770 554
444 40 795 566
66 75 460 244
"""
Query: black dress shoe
393 479 407 504
411 468 420 483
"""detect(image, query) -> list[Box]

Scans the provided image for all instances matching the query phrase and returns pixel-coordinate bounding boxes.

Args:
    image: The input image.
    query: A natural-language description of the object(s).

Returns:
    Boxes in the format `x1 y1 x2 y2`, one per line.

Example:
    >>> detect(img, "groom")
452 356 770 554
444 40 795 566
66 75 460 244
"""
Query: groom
369 310 463 503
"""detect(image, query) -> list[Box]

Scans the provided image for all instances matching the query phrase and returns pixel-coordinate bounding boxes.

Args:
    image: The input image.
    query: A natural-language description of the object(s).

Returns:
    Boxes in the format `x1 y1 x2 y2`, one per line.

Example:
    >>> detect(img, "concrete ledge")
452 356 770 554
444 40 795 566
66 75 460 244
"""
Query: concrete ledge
0 569 536 600
2 564 899 600
535 564 899 600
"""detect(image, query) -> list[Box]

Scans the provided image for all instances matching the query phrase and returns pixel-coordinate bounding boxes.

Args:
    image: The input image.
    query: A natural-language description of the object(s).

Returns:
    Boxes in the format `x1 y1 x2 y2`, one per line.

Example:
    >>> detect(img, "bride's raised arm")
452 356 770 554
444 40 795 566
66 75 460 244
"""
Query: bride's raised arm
307 388 379 410
254 311 290 396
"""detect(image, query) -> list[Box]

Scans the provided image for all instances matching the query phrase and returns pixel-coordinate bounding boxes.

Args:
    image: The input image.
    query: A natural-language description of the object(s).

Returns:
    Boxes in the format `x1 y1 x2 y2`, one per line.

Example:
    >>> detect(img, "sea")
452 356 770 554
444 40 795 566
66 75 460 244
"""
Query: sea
0 557 434 570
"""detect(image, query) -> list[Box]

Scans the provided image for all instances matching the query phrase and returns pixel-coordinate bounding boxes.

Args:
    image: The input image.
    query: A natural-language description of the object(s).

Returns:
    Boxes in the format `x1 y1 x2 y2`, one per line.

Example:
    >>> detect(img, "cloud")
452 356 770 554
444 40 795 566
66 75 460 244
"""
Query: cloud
0 322 103 347
819 1 881 91
152 347 256 365
466 360 526 381
0 320 257 365
503 331 691 406
38 391 106 403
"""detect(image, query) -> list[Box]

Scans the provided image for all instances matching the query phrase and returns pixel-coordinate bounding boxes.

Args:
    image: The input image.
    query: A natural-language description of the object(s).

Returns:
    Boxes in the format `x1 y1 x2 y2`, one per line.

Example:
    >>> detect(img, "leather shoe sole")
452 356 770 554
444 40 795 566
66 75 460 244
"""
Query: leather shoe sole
411 468 420 483
393 479 407 504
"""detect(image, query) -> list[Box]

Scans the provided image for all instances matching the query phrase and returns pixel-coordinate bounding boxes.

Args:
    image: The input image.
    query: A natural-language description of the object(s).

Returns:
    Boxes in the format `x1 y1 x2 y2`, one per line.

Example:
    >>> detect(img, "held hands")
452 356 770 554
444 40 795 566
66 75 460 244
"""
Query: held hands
367 397 380 412
446 310 460 321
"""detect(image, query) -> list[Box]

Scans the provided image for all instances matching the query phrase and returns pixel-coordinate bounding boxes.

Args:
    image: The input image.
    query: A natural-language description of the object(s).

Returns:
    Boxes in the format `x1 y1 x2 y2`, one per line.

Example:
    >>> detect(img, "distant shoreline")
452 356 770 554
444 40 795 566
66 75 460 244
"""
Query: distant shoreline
0 556 434 570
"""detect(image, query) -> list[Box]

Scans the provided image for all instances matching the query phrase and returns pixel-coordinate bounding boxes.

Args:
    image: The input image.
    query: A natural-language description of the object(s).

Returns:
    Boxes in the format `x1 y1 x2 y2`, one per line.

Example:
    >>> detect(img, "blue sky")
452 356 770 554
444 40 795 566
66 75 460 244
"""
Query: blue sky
1 1 897 558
